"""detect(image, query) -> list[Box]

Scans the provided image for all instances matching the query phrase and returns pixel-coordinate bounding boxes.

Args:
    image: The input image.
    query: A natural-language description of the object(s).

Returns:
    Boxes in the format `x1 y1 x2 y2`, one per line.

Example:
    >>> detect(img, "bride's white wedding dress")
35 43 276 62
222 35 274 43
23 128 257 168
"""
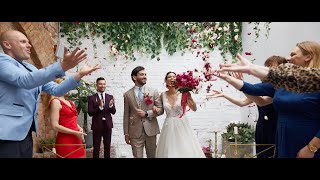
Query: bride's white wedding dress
156 92 206 158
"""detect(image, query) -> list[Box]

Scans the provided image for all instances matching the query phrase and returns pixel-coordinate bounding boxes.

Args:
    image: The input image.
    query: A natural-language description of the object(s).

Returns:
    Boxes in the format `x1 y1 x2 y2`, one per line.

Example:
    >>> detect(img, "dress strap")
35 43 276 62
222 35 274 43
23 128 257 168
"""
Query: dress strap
162 91 167 103
48 97 60 107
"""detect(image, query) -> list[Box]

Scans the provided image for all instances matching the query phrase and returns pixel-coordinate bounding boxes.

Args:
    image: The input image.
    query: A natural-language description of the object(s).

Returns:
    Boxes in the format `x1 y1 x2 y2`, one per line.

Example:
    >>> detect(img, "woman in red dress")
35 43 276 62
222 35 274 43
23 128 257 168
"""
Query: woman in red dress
49 78 86 158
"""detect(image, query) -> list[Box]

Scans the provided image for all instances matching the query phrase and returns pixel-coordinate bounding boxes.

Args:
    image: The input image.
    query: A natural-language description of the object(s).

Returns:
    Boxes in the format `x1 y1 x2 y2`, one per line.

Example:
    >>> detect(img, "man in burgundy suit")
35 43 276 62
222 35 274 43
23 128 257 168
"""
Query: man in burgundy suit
88 77 116 158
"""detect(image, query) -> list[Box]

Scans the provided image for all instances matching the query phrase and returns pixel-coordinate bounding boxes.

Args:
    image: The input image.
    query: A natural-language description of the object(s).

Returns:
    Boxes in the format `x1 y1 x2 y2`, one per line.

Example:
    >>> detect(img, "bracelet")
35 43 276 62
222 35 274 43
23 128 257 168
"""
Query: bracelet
307 143 318 153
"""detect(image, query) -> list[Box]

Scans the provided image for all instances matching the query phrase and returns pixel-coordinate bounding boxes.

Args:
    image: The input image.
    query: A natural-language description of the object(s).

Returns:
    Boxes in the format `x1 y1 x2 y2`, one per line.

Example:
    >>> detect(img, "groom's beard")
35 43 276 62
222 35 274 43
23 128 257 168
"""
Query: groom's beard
137 78 147 86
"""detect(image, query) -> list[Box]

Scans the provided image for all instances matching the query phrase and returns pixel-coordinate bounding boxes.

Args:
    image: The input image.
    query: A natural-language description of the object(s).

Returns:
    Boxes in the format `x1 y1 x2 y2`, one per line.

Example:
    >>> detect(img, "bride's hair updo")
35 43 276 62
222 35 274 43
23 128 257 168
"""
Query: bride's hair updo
164 71 176 88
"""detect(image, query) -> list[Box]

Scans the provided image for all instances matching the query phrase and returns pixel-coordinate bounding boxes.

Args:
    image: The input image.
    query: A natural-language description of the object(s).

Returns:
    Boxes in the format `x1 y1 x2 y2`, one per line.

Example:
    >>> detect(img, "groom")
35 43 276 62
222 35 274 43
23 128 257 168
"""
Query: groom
123 66 163 158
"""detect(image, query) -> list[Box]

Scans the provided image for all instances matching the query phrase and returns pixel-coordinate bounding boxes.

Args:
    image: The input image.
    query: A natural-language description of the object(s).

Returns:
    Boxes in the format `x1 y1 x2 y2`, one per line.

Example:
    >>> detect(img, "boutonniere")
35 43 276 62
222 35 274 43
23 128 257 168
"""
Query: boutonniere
143 93 153 105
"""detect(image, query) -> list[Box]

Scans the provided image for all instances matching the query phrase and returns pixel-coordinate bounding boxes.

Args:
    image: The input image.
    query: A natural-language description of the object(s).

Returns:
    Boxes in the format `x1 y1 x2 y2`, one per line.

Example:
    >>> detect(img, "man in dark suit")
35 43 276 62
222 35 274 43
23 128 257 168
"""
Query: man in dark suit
88 77 116 158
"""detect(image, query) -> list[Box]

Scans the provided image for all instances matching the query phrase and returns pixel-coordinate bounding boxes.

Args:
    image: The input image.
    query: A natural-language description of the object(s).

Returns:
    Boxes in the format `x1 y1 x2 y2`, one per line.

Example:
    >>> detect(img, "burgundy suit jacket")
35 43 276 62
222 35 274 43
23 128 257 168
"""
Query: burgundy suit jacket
88 93 116 131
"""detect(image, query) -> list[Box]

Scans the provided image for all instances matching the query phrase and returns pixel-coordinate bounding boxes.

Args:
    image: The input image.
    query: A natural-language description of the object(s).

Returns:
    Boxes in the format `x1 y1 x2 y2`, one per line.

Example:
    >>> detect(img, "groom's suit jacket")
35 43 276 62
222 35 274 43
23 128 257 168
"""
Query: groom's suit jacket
123 86 163 138
0 53 80 141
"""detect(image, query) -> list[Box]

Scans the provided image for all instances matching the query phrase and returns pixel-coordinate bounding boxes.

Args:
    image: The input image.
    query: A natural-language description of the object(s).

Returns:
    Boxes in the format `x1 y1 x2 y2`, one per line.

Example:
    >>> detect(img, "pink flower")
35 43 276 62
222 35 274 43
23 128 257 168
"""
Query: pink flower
202 146 210 153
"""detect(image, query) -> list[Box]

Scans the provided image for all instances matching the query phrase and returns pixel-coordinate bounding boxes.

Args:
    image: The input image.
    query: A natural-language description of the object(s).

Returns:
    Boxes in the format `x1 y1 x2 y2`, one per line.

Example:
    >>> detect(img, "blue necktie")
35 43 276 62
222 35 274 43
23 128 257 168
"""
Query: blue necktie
138 87 143 102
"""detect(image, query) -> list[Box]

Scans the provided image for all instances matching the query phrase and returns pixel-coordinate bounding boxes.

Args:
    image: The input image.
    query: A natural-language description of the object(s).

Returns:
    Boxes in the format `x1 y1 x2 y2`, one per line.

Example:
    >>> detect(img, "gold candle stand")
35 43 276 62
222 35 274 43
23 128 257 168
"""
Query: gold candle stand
214 131 218 158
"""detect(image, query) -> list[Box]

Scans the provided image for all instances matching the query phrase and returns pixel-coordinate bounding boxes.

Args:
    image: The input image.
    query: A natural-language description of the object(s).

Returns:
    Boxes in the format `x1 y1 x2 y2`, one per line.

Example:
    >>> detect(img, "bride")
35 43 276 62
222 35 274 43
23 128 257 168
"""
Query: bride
154 71 206 158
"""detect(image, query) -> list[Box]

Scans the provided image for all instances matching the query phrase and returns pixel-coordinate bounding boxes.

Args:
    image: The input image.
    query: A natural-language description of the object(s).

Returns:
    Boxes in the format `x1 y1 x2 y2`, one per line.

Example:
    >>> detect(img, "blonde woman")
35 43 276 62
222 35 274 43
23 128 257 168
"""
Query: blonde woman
218 41 320 158
219 54 320 93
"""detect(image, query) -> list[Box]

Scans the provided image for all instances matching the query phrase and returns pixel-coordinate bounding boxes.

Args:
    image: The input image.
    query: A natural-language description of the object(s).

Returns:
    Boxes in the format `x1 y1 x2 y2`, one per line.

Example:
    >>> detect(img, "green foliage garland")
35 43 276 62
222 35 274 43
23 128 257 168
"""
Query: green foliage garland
60 22 270 62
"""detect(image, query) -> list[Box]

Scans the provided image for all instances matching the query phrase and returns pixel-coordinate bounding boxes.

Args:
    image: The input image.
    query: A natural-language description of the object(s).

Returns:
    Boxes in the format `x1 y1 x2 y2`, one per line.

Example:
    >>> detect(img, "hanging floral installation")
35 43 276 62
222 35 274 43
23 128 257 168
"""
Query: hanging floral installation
60 22 270 62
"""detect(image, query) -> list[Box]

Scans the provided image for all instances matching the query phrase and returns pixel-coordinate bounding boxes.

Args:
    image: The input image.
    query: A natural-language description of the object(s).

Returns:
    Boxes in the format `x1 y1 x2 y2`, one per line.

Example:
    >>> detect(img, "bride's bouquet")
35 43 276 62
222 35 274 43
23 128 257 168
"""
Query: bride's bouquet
176 70 200 118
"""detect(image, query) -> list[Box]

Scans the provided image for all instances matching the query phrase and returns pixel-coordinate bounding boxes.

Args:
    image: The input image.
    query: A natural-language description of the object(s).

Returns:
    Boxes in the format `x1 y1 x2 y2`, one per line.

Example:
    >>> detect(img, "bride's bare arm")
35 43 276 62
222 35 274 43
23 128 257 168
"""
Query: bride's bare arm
187 92 197 111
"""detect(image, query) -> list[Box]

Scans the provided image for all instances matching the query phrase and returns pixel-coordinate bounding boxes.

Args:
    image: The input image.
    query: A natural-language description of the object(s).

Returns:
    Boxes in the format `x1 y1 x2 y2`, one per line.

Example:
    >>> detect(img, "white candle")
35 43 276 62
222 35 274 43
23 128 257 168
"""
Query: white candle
223 129 227 134
234 126 238 135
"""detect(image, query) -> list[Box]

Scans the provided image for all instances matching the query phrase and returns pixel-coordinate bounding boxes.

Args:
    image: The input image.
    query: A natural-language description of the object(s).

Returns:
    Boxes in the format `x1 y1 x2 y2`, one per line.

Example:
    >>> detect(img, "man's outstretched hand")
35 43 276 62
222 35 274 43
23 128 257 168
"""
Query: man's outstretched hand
61 47 88 72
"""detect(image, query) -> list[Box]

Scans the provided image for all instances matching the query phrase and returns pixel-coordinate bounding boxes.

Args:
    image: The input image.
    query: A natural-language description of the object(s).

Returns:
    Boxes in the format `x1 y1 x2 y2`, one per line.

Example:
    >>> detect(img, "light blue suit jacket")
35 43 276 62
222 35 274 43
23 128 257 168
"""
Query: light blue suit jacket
0 53 80 141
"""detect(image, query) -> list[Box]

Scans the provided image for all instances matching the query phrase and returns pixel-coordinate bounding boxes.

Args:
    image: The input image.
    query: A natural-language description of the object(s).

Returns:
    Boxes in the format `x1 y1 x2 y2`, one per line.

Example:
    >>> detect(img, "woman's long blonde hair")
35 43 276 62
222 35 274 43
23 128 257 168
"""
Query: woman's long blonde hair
296 41 320 68
44 77 65 115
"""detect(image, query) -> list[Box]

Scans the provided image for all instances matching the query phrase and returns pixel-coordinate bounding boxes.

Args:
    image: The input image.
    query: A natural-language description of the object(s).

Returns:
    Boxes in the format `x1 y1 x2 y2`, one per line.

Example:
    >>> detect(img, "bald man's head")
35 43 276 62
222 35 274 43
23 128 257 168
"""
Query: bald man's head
0 30 32 61
0 30 18 45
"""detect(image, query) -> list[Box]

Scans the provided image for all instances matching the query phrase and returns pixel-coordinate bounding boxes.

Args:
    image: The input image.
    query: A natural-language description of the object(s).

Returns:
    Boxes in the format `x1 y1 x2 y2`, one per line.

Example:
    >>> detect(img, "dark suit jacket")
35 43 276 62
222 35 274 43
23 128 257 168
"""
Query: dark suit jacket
88 93 116 131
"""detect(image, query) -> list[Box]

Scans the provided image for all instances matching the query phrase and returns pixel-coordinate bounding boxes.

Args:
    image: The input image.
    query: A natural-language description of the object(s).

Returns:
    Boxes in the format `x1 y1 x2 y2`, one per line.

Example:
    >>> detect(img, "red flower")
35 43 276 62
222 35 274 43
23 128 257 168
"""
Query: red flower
143 93 153 105
245 52 252 55
204 62 211 71
145 99 153 105
202 146 210 153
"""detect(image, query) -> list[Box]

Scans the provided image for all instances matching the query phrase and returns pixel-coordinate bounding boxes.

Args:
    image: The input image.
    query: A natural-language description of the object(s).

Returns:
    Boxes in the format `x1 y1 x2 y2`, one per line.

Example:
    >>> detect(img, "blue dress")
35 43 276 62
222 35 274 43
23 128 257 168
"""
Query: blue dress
241 82 320 158
256 104 277 158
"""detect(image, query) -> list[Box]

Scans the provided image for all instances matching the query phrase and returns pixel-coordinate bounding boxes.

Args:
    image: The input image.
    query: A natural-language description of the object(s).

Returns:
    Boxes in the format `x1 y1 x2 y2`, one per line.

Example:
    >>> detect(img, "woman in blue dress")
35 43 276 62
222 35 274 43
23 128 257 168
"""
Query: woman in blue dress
218 41 320 158
208 56 287 158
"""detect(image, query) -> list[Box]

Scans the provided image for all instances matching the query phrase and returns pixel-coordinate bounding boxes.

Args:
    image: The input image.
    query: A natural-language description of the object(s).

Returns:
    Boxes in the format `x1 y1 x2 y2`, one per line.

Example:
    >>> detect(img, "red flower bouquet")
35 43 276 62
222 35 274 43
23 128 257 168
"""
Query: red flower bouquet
176 70 200 118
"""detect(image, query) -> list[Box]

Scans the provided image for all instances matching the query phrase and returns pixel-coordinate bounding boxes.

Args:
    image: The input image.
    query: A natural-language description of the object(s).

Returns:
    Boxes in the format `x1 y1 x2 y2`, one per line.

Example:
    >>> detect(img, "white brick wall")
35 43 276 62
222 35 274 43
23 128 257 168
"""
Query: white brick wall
60 22 320 157
62 32 257 158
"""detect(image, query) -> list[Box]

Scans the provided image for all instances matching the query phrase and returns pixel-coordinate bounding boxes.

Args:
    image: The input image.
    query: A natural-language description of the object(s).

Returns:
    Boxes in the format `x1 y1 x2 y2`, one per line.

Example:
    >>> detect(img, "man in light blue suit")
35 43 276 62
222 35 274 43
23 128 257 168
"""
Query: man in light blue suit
0 30 101 158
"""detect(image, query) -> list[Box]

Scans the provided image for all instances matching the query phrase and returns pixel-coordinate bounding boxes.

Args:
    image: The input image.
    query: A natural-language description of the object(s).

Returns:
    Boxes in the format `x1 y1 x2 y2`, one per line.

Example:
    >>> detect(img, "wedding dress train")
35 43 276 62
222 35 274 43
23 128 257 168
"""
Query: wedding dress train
156 92 206 158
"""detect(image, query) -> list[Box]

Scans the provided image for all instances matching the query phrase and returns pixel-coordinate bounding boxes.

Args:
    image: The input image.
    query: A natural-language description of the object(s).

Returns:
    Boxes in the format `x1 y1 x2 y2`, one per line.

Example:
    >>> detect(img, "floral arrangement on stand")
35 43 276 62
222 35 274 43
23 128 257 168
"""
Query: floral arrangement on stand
225 122 255 144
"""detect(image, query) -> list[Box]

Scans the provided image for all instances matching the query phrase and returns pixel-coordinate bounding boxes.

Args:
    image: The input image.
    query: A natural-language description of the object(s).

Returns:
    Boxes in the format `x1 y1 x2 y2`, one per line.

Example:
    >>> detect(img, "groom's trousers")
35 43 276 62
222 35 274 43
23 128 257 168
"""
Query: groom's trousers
130 127 156 158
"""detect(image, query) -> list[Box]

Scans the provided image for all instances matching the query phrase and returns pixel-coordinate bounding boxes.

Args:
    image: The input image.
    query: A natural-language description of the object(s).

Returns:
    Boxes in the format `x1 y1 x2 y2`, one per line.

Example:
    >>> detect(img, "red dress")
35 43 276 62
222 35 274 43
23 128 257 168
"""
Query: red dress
49 98 85 158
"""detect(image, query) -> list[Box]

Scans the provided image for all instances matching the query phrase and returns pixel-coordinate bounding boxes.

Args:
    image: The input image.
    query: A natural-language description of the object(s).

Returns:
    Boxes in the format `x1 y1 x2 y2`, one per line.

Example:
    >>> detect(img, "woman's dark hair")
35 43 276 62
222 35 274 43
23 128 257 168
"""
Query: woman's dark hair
164 71 176 88
264 55 287 67
131 66 145 83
